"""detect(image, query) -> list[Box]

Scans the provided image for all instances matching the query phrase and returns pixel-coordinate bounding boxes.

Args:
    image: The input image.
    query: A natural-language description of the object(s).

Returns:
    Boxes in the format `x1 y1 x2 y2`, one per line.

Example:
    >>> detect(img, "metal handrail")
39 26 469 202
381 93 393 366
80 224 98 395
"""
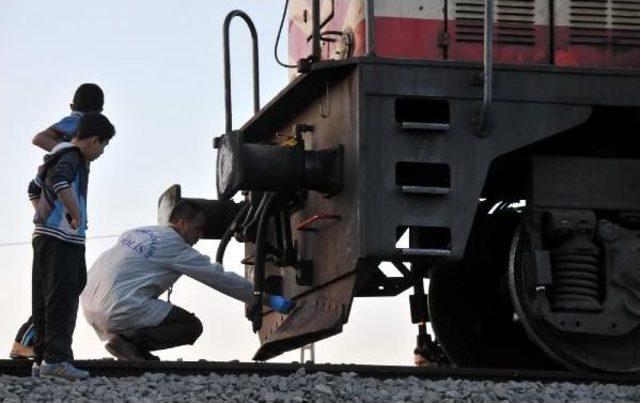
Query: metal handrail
223 10 260 134
476 0 493 135
311 0 322 61
365 0 376 56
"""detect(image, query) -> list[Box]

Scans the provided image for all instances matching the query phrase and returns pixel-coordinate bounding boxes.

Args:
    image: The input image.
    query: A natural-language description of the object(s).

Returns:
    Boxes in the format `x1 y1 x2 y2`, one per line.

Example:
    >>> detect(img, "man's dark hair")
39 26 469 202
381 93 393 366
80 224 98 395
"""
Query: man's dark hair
72 83 104 112
76 112 115 143
169 200 205 223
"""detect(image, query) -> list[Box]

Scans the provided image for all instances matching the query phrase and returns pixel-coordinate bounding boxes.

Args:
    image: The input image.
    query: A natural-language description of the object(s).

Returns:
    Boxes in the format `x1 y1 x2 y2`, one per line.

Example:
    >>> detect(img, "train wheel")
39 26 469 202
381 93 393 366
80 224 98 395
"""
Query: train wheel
509 224 640 372
428 207 554 369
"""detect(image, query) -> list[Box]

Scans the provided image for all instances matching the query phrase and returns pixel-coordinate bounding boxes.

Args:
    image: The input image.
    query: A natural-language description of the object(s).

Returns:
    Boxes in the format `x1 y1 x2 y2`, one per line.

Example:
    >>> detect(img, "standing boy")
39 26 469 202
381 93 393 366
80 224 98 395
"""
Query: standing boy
28 112 115 379
10 83 105 360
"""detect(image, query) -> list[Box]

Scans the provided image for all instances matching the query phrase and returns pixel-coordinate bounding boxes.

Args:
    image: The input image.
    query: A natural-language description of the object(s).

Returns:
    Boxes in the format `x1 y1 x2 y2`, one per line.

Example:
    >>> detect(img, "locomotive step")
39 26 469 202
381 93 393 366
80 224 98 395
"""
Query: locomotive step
399 248 451 257
400 122 450 132
399 186 450 195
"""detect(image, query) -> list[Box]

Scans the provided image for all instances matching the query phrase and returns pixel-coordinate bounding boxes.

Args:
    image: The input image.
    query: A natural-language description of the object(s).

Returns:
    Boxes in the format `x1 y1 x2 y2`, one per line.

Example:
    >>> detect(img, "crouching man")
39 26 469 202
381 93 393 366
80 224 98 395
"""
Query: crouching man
81 200 292 360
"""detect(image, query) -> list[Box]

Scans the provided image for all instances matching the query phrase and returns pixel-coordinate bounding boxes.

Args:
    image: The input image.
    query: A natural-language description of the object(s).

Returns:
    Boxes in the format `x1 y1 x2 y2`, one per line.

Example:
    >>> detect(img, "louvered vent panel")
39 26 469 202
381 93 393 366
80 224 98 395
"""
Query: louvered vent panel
611 0 640 46
569 0 640 45
454 0 485 43
454 0 535 44
497 0 535 44
570 0 608 45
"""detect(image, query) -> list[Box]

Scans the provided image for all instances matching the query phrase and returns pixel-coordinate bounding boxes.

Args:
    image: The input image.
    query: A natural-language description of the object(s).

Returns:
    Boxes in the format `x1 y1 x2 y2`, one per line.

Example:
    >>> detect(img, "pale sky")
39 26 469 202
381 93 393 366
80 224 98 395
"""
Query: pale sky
0 0 417 365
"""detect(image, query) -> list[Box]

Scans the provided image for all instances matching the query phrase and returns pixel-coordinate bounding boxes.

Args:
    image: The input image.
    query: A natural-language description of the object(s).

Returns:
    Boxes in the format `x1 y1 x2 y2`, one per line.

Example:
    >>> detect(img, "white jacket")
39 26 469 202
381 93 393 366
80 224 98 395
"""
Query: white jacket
80 225 253 340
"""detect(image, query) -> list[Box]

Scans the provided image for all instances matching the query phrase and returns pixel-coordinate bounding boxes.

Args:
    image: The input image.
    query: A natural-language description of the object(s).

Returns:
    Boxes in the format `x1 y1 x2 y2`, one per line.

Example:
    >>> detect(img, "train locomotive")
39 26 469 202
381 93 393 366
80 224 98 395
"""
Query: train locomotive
159 0 640 373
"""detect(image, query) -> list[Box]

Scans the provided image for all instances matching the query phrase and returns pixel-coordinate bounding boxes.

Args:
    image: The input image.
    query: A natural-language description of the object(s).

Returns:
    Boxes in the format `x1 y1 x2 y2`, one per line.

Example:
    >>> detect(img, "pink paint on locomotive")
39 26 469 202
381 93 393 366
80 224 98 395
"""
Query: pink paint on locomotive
288 0 367 64
288 0 640 70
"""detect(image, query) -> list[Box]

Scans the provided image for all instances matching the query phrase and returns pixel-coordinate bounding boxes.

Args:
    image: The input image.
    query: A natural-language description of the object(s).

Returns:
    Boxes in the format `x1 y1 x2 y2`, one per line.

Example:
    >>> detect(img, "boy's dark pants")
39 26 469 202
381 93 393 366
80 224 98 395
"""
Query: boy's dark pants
32 235 86 364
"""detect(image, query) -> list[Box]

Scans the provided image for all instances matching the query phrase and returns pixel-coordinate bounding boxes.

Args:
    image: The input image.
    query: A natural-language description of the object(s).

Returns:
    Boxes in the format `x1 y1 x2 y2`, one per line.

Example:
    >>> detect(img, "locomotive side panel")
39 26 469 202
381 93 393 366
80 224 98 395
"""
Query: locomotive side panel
287 0 640 68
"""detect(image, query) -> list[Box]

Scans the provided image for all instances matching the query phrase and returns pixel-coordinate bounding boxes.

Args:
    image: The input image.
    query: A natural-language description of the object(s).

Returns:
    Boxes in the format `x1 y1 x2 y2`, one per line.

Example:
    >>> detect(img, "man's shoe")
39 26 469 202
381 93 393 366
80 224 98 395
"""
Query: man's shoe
31 362 40 377
105 335 145 361
40 361 89 380
139 350 160 361
9 341 34 360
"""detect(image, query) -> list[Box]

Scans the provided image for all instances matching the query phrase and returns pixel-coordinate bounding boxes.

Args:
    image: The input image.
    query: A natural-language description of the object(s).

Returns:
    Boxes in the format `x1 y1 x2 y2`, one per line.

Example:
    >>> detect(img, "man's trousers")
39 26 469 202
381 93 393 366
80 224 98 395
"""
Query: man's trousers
121 306 203 352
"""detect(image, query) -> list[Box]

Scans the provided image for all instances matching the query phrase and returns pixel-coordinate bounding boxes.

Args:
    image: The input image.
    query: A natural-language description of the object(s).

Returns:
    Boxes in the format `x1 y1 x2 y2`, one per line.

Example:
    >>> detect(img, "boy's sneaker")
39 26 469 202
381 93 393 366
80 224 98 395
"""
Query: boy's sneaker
31 362 41 377
40 361 89 380
9 341 34 360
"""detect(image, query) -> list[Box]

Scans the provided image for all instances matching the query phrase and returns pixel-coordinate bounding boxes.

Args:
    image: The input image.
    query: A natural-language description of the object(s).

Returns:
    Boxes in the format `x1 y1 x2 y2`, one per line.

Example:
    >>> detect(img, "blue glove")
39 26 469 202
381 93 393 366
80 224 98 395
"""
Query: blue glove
268 295 296 314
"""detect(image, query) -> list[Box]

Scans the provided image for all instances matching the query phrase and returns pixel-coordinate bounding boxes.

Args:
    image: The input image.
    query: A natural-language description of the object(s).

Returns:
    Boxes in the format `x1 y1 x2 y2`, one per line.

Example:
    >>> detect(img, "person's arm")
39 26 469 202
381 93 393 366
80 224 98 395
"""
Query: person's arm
57 188 81 229
34 115 79 151
49 150 82 229
32 128 63 152
27 177 42 210
169 247 254 303
169 247 296 315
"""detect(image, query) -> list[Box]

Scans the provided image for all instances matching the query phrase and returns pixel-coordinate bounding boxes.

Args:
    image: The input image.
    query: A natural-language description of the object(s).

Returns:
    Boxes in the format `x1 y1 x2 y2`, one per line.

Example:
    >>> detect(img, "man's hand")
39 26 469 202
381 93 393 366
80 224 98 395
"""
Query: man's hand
245 293 296 332
266 294 296 314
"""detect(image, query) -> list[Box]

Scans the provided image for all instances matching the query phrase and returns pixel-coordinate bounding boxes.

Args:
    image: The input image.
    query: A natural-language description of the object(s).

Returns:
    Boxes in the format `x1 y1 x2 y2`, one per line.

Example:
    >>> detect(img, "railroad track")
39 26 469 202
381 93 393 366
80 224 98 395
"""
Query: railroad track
1 359 639 384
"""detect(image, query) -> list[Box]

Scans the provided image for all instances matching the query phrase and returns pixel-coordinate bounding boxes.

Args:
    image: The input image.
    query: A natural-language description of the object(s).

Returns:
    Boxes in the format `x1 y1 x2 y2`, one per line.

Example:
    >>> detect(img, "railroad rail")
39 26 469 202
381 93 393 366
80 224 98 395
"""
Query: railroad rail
1 360 639 385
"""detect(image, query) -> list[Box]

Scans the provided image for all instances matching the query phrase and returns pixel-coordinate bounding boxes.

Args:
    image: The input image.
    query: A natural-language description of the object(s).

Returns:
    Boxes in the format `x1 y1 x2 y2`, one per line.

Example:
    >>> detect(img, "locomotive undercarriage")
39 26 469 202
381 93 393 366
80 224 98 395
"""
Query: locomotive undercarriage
440 110 640 372
430 157 640 372
163 58 640 372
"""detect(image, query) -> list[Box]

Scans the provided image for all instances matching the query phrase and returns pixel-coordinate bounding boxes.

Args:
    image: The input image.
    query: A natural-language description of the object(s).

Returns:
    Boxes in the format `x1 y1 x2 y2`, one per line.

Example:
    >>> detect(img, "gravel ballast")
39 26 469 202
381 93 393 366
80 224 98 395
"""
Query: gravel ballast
1 368 639 402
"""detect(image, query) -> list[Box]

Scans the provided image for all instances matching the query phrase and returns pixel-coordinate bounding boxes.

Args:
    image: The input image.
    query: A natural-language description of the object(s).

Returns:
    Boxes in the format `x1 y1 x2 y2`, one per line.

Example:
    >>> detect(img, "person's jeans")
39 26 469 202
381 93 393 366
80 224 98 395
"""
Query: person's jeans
32 235 86 364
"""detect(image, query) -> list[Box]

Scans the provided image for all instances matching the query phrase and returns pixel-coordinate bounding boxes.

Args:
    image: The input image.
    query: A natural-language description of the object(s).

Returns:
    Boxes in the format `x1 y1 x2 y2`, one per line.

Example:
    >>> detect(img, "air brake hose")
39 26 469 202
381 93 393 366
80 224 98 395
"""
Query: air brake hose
215 202 251 264
252 192 277 332
241 193 269 234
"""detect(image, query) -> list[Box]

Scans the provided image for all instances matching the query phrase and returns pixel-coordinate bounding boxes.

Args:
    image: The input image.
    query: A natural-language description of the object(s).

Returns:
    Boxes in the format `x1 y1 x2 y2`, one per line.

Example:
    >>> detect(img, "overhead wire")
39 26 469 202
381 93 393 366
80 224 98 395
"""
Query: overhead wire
0 234 120 248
